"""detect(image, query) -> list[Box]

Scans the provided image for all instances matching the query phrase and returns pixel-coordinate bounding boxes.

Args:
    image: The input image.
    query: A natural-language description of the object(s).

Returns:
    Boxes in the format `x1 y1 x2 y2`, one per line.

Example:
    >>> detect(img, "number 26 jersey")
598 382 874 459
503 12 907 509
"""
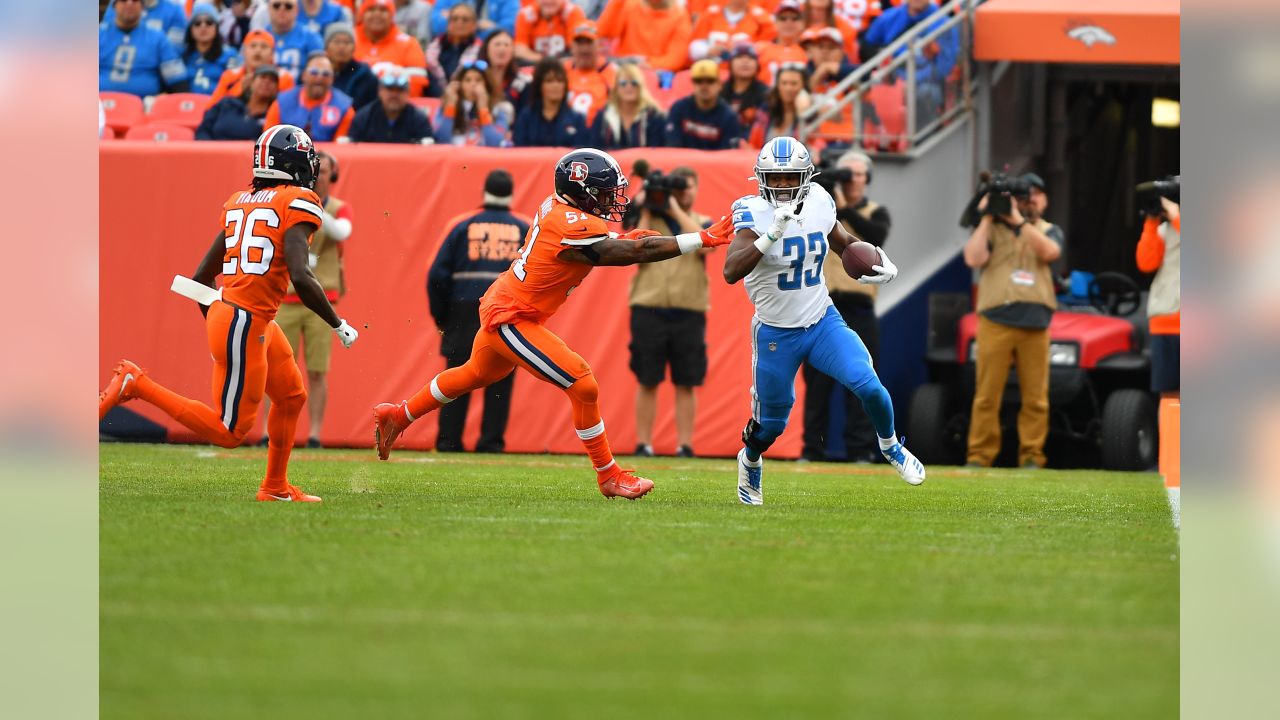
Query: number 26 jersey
218 184 324 320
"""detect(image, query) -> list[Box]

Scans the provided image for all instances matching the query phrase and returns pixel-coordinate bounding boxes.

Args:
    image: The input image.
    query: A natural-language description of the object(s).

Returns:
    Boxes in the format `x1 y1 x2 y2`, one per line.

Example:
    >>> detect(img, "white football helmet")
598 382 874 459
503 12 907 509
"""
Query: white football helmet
754 136 815 207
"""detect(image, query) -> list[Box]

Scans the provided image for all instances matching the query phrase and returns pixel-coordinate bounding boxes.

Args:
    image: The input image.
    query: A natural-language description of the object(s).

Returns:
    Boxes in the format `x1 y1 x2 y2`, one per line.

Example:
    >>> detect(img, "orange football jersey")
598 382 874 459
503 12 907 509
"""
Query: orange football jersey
565 60 617 126
480 195 609 328
690 5 777 47
515 4 588 58
219 184 324 320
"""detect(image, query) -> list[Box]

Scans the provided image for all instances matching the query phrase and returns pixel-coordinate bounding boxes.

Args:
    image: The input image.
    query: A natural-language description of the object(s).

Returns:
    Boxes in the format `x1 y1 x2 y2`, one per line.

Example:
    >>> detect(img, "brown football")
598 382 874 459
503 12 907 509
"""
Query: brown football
842 241 880 279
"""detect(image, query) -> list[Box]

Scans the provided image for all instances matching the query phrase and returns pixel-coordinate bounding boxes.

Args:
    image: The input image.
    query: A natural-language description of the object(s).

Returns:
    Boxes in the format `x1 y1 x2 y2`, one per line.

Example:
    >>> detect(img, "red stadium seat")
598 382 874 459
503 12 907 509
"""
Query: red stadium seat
650 70 695 111
147 93 211 129
862 79 908 152
100 92 145 137
124 123 196 142
409 96 441 119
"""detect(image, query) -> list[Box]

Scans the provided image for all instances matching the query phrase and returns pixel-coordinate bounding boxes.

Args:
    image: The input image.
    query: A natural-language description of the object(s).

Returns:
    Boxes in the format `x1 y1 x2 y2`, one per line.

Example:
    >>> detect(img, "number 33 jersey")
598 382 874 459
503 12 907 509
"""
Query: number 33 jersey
732 182 837 328
218 185 324 320
480 195 610 329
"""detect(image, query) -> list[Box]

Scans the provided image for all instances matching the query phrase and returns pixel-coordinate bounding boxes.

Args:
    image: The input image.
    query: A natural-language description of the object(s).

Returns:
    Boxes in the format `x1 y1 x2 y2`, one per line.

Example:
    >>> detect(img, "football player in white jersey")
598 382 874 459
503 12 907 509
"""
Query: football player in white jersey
722 136 926 505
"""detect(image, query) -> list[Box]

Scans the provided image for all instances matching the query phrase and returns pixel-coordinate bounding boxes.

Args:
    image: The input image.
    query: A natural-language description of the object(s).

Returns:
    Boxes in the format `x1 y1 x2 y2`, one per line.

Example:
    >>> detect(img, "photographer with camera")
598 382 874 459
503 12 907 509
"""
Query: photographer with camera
801 151 891 462
962 171 1064 469
625 163 713 458
1135 178 1180 401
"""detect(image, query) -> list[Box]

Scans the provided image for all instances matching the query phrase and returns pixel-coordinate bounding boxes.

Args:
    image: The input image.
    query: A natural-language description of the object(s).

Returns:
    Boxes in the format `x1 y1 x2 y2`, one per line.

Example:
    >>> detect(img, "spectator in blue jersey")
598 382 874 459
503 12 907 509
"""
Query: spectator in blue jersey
512 58 588 147
347 71 435 143
430 0 520 38
427 169 530 453
251 0 352 39
664 59 741 150
264 52 355 140
434 63 512 147
325 23 379 110
101 0 188 51
266 0 325 77
196 64 282 140
184 4 239 95
427 2 485 91
100 0 190 97
861 0 958 126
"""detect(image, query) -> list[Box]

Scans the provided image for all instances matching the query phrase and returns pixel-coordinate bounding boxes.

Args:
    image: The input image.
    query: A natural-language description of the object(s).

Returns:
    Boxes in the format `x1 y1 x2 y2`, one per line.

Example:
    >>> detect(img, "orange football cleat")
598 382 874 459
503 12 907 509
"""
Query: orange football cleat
373 402 407 460
598 468 655 499
255 484 322 502
99 359 144 421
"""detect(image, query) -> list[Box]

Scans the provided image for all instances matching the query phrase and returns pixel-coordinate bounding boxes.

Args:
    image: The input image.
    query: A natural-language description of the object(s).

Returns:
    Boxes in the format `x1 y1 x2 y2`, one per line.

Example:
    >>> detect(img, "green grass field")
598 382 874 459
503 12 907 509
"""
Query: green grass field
100 443 1178 719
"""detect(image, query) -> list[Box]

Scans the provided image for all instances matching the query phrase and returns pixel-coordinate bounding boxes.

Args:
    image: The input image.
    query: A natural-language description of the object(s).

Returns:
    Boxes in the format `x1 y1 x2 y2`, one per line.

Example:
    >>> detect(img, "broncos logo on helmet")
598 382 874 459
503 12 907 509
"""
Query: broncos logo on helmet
754 136 815 207
553 149 630 222
253 124 320 189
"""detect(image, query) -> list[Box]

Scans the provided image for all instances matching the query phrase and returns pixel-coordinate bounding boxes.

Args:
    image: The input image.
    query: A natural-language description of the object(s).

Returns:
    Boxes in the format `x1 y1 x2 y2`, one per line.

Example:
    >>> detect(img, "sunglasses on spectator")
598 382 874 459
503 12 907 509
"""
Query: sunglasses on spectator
777 14 802 21
450 14 476 22
460 60 489 71
306 68 333 77
617 79 640 87
779 62 809 73
271 2 295 10
191 18 216 27
693 78 718 85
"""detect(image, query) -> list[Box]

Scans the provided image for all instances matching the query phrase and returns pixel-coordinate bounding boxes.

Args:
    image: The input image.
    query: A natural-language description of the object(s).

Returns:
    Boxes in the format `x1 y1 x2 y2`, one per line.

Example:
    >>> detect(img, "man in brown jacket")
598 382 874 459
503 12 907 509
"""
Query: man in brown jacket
962 172 1063 468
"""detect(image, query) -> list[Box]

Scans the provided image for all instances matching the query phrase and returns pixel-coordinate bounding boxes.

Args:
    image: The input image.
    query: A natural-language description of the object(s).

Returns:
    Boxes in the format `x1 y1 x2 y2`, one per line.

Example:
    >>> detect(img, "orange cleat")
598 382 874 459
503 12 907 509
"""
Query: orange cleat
256 484 322 502
99 360 144 421
598 468 655 499
373 402 408 460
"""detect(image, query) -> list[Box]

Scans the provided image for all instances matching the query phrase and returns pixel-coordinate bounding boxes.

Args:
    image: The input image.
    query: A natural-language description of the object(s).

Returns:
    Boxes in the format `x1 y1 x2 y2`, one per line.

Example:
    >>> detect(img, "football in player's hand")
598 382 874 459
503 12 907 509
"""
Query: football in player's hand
842 241 880 279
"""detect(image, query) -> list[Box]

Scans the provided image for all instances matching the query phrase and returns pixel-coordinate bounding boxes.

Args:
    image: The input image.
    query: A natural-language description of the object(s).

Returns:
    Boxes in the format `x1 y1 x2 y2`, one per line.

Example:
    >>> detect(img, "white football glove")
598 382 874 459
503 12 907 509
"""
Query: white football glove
334 319 359 348
767 203 801 242
859 247 898 285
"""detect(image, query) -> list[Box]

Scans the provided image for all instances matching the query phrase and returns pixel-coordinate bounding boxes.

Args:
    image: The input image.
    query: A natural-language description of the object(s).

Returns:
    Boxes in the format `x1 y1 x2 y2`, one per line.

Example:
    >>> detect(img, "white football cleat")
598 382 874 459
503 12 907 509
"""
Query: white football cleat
737 449 763 505
882 439 926 486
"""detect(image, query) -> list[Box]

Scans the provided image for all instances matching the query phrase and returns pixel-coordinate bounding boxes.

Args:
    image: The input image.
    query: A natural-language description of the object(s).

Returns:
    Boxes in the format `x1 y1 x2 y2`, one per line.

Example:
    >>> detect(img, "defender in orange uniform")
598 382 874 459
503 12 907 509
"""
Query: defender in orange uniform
374 149 734 499
99 125 360 503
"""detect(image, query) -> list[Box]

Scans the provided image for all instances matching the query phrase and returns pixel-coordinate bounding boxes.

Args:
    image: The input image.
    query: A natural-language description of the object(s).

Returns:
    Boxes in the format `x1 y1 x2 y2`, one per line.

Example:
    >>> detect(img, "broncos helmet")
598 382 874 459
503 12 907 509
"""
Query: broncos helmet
252 124 320 189
754 136 815 207
553 149 630 222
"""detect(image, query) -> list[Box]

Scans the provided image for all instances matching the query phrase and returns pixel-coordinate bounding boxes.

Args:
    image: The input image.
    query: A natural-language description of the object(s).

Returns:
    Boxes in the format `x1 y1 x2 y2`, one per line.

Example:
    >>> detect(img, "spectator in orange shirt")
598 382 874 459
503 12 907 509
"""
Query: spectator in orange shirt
834 0 883 38
563 21 615 126
264 52 356 140
688 0 776 62
427 2 485 92
748 64 810 148
482 30 534 108
803 0 859 62
515 0 587 64
356 0 431 96
756 0 808 83
597 0 693 72
720 44 768 130
210 28 297 104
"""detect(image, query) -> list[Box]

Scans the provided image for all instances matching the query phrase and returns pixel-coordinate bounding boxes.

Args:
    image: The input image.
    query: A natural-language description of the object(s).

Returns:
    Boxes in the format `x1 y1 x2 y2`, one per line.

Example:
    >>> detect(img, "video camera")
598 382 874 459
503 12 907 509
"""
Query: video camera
1136 175 1179 217
958 170 1033 228
812 155 853 197
642 170 689 211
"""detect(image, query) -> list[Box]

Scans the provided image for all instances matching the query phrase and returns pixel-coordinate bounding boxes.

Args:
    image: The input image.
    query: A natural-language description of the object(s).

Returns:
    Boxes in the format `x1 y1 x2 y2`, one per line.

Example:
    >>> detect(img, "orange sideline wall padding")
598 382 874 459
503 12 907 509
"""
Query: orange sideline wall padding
100 144 807 458
975 0 1180 66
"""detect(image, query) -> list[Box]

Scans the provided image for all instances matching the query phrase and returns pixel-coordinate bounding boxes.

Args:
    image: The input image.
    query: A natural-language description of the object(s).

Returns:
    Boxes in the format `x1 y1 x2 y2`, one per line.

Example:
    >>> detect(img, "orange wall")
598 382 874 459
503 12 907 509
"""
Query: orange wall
100 143 806 458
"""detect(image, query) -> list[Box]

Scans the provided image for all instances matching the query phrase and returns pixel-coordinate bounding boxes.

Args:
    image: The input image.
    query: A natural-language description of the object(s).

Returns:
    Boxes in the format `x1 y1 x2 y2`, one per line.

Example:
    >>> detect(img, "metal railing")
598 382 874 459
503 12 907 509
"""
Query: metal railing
799 0 980 154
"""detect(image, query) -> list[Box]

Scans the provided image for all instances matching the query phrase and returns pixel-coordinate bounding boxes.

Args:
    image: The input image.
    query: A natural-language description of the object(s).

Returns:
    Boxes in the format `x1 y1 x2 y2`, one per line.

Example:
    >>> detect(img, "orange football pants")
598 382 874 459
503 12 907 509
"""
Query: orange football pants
404 320 617 474
131 301 307 490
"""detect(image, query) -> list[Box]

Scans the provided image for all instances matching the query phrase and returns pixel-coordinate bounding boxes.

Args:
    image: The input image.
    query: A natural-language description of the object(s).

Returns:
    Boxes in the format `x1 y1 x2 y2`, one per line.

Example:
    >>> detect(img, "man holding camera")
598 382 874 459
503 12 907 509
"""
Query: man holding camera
962 172 1064 469
802 151 891 462
1136 192 1180 401
627 166 712 457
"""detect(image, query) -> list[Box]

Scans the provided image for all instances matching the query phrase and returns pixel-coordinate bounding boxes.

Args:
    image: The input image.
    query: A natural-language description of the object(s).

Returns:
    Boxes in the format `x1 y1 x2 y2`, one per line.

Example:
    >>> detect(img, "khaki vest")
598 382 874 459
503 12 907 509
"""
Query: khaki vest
976 218 1058 314
823 199 880 299
286 195 346 297
1148 222 1180 318
629 211 711 313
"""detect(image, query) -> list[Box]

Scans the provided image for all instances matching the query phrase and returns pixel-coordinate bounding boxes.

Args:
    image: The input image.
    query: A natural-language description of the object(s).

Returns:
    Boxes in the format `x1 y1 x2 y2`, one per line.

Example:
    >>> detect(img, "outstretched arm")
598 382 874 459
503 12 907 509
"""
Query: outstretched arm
559 216 734 267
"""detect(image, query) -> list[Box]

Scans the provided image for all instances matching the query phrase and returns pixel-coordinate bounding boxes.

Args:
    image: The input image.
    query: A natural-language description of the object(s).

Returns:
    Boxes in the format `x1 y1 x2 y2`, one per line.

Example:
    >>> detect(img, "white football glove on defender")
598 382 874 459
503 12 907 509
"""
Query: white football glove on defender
334 319 359 348
860 247 898 285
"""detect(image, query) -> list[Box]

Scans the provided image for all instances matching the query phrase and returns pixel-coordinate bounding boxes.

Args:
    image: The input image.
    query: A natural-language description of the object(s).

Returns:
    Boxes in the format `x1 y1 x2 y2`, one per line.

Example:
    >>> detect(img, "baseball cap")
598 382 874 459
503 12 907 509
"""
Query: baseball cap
379 71 410 90
776 0 803 15
190 2 218 22
324 22 356 45
572 21 597 41
800 27 844 46
253 64 281 79
243 29 276 49
691 59 720 81
1021 172 1047 191
360 0 395 17
730 44 758 60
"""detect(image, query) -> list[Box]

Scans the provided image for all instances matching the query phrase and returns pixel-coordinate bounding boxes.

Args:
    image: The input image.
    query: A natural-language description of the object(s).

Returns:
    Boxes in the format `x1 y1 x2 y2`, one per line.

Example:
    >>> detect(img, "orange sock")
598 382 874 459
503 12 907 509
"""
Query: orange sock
135 375 245 448
579 423 617 481
564 374 615 480
262 391 304 494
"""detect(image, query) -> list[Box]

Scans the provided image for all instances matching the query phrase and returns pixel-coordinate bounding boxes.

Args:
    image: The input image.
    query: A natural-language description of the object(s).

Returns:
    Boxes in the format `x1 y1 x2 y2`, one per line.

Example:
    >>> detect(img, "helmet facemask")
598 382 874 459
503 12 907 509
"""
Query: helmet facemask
588 181 630 223
756 168 813 207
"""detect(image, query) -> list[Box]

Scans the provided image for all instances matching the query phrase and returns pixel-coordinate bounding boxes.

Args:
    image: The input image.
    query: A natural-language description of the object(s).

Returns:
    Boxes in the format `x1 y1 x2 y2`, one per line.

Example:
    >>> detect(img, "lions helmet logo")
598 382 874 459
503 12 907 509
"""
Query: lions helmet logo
568 161 589 182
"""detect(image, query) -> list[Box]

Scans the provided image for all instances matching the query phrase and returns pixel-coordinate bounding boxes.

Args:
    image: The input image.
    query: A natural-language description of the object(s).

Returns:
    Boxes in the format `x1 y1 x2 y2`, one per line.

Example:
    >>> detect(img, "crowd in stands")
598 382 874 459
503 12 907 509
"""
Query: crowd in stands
100 0 961 150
